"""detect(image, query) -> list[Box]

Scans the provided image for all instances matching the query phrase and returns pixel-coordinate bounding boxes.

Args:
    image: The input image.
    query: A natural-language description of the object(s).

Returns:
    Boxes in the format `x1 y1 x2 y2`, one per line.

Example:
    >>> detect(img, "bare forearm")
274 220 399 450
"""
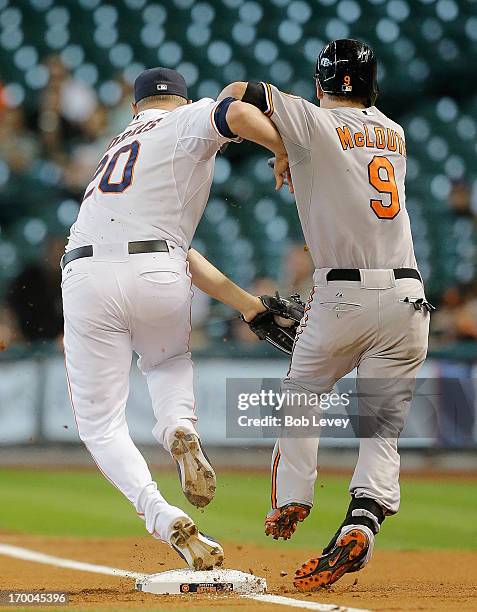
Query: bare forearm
187 249 264 321
226 101 286 156
217 81 247 101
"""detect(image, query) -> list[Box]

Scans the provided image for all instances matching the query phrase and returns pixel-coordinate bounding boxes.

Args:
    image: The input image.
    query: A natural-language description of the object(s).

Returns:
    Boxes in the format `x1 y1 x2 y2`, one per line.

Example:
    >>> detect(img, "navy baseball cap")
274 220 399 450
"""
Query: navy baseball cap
134 67 188 103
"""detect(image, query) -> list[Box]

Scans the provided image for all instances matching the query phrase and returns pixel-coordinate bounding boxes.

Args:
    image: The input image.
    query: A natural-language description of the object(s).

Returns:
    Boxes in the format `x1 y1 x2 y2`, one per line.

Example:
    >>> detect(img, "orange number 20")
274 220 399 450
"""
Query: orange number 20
368 156 401 220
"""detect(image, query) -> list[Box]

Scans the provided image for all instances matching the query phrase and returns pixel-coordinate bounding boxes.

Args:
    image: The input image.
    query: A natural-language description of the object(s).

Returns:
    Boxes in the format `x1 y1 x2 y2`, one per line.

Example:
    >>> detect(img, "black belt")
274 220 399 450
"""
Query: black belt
61 240 169 269
326 268 422 283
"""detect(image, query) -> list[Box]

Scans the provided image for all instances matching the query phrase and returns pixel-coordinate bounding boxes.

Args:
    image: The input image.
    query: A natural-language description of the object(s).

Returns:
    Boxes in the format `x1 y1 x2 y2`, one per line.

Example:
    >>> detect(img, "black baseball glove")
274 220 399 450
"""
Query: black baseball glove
244 293 305 355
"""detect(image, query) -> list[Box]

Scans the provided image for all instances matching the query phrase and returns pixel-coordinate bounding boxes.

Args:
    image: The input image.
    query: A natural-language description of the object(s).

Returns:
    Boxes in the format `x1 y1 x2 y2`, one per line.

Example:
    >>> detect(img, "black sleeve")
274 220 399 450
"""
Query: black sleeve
242 82 268 113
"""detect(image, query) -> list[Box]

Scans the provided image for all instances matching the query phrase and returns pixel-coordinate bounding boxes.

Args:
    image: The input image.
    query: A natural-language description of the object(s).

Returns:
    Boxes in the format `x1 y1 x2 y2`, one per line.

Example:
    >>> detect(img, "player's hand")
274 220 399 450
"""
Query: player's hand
270 155 294 194
243 292 305 355
241 296 267 323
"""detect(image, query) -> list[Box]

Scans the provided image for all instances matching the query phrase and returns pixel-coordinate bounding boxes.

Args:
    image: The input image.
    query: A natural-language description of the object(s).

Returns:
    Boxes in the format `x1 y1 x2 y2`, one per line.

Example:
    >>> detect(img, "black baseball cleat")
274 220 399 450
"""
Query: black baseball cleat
294 526 372 591
265 503 311 540
170 428 216 508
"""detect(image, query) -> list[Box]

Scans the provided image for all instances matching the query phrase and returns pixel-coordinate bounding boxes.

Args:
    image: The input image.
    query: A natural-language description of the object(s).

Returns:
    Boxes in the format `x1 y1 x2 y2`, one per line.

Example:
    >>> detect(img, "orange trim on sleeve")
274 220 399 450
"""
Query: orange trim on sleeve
264 83 274 117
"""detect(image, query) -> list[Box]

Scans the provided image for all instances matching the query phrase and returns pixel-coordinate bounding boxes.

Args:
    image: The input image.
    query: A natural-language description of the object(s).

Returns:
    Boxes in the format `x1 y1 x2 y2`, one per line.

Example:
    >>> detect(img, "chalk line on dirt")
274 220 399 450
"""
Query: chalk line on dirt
0 544 145 580
246 594 369 611
0 543 370 612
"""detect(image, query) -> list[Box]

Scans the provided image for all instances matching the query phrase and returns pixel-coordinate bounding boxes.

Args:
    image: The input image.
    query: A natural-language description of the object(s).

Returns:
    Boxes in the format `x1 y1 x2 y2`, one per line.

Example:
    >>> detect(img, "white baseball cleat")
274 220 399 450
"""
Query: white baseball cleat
169 517 224 571
170 428 216 508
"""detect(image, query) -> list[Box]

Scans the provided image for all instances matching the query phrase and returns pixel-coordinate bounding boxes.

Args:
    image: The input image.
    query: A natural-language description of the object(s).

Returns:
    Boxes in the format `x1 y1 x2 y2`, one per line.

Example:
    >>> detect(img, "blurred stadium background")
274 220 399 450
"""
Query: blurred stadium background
0 0 476 463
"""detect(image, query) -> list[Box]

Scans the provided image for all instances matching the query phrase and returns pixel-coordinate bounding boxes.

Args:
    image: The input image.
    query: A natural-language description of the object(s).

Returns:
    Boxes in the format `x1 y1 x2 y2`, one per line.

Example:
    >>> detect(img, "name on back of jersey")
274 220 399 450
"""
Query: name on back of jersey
106 118 162 152
336 124 406 157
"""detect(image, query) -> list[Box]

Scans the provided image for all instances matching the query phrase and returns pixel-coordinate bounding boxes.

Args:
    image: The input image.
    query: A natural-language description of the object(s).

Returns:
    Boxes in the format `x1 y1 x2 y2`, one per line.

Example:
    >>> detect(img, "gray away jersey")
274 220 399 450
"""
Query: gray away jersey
67 99 234 252
262 83 417 271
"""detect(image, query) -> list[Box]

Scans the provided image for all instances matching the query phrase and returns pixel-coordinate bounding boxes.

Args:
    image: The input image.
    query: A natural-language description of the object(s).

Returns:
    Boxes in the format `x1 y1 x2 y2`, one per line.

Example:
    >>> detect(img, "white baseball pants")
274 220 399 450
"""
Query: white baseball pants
62 243 197 541
271 268 430 515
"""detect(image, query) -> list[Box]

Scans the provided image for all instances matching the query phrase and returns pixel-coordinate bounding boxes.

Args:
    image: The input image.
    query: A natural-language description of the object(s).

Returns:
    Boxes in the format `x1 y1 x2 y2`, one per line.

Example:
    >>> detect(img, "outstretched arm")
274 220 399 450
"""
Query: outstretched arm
187 248 265 322
220 80 314 157
217 82 294 191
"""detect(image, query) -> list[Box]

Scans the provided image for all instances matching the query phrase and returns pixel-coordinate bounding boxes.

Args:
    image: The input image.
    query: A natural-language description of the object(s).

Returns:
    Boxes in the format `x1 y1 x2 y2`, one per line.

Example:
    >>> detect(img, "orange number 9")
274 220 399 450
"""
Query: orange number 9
368 156 401 219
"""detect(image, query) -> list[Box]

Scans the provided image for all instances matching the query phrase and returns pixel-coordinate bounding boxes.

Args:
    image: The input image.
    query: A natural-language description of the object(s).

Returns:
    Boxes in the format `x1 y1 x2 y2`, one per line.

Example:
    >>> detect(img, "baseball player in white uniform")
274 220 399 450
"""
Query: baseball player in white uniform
219 39 432 589
61 67 288 569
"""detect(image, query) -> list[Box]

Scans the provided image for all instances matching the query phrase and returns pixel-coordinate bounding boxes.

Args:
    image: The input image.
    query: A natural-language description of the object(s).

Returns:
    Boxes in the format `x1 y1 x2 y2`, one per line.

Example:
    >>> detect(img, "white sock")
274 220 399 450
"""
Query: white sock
136 482 190 543
339 524 375 568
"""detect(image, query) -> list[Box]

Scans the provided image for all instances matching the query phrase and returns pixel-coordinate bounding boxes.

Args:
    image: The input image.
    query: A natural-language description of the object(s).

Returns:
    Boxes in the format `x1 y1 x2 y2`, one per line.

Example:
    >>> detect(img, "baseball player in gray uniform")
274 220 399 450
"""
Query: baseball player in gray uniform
61 67 288 570
219 39 432 590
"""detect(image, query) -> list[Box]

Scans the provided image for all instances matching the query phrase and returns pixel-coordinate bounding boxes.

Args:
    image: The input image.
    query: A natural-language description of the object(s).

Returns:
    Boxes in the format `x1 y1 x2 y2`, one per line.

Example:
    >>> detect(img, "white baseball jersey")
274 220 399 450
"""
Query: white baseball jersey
67 98 234 251
62 98 236 544
261 83 417 271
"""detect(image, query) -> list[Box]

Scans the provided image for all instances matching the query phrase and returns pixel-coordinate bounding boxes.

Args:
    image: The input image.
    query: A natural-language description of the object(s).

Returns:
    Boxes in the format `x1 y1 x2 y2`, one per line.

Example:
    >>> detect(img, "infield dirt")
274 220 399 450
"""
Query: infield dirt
0 534 475 611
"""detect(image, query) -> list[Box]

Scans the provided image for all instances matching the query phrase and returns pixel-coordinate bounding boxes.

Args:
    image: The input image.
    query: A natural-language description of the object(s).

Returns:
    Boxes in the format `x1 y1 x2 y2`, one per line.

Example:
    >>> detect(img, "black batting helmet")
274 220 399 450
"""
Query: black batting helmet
315 39 379 106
